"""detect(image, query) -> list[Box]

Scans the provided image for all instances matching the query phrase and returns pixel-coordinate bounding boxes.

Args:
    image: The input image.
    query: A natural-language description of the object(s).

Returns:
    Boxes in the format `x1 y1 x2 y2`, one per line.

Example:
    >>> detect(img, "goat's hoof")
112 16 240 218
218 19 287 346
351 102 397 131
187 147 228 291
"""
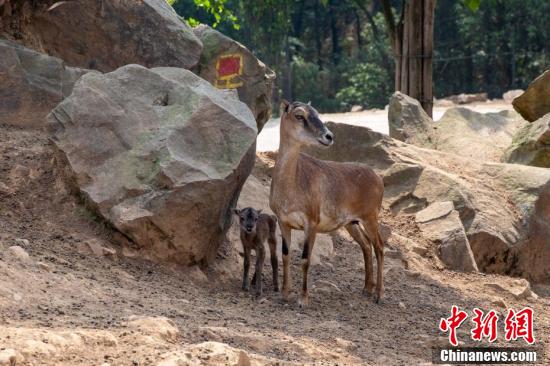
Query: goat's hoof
298 297 309 308
373 294 383 304
282 289 291 302
242 285 249 292
273 286 279 292
362 287 375 297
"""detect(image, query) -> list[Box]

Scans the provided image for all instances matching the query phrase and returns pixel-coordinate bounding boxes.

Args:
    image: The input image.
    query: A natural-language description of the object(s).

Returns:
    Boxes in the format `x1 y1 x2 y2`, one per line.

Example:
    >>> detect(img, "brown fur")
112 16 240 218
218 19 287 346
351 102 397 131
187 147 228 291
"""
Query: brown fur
269 100 385 306
235 208 279 297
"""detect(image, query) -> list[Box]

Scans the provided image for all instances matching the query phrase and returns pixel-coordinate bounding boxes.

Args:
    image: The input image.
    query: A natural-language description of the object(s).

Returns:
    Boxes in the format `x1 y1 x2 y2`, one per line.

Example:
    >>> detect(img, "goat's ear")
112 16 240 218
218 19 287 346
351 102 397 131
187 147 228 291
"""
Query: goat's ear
307 101 312 106
280 99 290 114
233 208 240 215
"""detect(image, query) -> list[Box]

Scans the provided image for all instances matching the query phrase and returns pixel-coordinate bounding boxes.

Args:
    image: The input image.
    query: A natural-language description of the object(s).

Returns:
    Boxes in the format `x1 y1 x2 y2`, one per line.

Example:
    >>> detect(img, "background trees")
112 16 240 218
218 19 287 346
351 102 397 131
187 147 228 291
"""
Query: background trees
170 0 549 113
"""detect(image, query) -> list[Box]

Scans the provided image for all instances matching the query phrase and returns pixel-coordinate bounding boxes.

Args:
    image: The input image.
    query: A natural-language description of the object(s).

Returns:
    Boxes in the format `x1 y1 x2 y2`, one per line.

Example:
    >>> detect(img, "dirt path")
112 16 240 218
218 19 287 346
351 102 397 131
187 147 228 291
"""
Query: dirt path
0 126 548 365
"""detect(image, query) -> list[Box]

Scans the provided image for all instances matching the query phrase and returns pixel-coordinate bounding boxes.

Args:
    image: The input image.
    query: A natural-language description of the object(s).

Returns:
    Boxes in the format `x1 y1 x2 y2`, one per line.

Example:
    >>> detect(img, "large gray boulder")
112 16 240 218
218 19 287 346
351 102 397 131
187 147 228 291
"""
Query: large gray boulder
1 0 202 72
388 92 435 146
50 64 257 265
193 25 275 132
513 70 550 122
435 108 527 162
306 122 550 282
501 113 550 167
0 39 91 127
387 93 527 162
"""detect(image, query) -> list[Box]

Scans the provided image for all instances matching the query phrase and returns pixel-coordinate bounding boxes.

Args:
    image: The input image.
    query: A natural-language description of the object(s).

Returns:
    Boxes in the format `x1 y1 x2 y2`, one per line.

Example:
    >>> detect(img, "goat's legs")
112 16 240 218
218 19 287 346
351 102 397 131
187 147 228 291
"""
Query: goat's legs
299 226 317 308
254 242 266 297
345 223 375 296
268 231 279 292
279 222 292 301
361 217 384 303
242 246 252 291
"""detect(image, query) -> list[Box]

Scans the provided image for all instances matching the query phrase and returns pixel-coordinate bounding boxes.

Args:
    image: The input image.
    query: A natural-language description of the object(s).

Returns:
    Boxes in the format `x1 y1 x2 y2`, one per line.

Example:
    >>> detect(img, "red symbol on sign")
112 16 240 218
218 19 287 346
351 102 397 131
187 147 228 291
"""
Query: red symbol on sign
471 308 499 343
215 53 243 89
439 305 468 346
505 307 535 344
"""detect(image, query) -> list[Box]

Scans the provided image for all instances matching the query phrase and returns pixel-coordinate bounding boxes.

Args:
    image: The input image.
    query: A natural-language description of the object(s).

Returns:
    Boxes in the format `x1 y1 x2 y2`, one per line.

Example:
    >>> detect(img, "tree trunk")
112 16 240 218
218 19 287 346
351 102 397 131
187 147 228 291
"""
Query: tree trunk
381 0 436 117
282 35 292 101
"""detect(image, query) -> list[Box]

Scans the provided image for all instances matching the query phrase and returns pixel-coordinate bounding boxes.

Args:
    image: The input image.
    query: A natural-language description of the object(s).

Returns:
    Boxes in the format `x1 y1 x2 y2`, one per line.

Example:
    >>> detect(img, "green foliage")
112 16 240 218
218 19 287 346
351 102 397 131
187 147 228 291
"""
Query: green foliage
463 0 481 11
169 0 239 29
170 0 549 111
291 57 341 112
336 62 391 109
434 0 550 97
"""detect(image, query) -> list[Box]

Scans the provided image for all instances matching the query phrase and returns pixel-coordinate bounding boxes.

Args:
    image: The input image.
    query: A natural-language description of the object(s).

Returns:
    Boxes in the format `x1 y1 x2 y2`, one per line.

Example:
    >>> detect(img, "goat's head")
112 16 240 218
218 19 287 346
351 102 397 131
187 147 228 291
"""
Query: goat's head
280 100 333 148
234 207 262 234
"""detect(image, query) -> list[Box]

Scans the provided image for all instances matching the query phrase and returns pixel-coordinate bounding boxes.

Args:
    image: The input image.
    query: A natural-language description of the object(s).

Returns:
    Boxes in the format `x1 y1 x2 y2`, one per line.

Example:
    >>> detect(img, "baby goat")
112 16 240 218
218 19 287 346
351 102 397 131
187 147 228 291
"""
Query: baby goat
234 207 279 297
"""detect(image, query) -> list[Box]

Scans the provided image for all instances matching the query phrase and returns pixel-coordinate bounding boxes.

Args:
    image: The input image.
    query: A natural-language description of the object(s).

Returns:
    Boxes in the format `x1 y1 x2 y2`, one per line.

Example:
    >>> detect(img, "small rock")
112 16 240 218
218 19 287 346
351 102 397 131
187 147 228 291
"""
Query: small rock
398 301 406 310
313 280 341 293
7 246 31 263
350 105 363 112
415 201 454 223
485 279 537 300
201 328 222 342
384 248 402 260
335 337 357 350
14 238 30 247
236 350 251 366
13 293 22 302
411 245 429 256
36 262 52 272
492 298 508 308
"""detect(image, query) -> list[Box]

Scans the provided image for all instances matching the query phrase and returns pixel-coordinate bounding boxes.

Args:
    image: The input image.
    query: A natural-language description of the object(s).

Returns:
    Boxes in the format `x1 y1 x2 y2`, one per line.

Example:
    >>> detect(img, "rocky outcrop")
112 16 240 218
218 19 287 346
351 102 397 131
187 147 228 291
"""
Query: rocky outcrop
435 108 527 162
0 39 91 127
1 0 202 72
388 92 435 146
387 93 526 162
193 25 275 132
306 122 550 282
501 113 550 167
50 64 257 266
512 70 550 122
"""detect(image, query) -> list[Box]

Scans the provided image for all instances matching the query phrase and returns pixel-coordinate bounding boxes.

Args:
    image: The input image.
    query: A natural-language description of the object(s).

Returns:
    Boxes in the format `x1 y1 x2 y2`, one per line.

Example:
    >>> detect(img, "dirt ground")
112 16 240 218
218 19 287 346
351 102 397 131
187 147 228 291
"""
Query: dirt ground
0 125 549 365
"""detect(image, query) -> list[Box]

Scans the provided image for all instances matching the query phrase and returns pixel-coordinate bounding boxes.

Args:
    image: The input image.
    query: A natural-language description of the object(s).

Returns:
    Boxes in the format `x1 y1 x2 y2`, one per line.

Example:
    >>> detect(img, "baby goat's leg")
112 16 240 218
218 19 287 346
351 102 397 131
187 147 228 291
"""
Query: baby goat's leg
254 242 266 297
242 246 252 291
268 230 279 292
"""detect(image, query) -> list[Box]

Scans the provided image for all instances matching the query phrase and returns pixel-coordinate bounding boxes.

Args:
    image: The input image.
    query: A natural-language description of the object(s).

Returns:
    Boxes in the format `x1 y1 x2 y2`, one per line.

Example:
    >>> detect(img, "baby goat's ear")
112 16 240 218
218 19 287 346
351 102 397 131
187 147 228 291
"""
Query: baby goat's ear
233 208 240 215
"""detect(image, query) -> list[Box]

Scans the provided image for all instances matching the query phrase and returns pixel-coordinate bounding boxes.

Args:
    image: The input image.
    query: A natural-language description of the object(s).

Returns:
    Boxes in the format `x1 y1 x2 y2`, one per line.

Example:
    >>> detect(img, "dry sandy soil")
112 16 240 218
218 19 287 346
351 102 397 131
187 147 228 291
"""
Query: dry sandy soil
0 122 549 365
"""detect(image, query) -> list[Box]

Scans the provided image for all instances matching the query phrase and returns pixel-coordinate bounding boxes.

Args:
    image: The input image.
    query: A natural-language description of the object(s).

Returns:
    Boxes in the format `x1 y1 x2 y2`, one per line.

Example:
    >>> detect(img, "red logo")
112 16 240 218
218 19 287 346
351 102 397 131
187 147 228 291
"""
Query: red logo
471 308 499 343
505 307 535 344
439 305 468 346
439 306 536 345
215 53 243 89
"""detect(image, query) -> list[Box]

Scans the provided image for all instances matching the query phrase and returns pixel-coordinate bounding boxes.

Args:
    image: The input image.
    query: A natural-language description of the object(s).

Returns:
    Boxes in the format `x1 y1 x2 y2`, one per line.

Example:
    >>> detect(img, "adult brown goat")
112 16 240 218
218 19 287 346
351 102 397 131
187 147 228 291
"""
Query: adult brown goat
269 100 385 307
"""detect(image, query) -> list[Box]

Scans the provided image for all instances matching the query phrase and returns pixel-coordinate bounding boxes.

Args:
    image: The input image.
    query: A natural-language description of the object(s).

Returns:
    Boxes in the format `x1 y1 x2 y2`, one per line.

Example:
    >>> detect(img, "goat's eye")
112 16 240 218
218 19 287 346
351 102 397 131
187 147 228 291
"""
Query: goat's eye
296 115 305 122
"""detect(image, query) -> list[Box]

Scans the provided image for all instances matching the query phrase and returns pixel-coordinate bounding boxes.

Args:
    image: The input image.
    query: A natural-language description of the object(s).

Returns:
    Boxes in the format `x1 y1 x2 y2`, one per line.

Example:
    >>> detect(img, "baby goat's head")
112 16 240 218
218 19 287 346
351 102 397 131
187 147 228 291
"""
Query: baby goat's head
234 207 262 234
